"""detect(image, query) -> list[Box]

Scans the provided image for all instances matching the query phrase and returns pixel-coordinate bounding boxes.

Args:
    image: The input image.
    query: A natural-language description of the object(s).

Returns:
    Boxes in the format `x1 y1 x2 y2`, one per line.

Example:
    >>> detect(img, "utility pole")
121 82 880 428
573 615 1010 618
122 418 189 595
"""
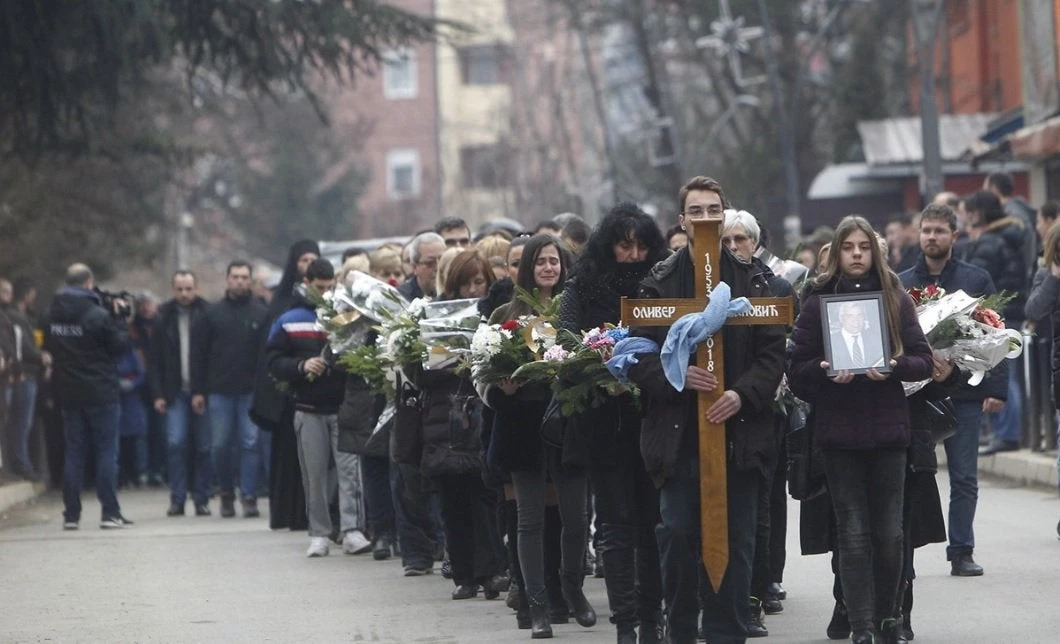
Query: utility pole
911 0 945 203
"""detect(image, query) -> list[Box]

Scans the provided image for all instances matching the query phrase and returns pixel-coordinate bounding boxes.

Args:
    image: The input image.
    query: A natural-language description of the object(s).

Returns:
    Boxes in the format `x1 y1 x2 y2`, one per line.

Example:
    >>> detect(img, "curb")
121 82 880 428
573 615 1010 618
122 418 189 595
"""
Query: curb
0 481 46 516
938 445 1059 490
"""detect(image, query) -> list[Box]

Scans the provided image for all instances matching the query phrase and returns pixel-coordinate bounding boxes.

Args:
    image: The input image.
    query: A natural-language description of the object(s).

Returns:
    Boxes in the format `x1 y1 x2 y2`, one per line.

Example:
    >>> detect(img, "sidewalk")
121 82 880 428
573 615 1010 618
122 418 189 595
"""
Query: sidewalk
939 445 1059 490
0 476 46 516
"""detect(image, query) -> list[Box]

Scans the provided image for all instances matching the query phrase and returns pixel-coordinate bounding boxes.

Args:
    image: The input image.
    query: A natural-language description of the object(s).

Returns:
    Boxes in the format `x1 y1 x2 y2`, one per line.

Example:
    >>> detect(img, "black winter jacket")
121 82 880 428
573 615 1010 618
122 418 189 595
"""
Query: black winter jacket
789 274 933 450
191 292 268 396
557 262 653 470
962 217 1030 325
43 287 130 407
417 368 484 478
899 255 1008 403
1025 266 1060 408
148 297 209 403
265 297 347 414
628 246 787 487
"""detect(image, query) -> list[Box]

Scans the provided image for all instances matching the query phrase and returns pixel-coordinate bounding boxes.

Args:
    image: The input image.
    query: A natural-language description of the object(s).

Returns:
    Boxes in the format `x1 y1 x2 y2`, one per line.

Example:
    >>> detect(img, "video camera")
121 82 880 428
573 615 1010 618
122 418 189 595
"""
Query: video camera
94 287 135 320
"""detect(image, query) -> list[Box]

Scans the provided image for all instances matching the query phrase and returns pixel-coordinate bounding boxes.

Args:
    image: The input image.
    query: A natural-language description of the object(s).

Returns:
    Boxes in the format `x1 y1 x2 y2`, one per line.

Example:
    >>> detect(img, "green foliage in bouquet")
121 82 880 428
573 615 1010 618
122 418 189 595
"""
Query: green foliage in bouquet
337 343 394 402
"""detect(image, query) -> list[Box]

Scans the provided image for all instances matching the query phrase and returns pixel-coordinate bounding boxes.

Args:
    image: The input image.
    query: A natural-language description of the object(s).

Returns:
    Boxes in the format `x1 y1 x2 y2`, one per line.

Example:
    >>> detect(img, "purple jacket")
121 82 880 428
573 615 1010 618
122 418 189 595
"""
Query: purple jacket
788 274 933 450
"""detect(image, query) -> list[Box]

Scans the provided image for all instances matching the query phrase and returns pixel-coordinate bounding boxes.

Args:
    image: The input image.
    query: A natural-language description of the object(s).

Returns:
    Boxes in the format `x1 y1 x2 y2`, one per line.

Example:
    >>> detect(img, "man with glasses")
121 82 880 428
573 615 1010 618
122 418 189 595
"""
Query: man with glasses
398 232 446 300
435 217 472 250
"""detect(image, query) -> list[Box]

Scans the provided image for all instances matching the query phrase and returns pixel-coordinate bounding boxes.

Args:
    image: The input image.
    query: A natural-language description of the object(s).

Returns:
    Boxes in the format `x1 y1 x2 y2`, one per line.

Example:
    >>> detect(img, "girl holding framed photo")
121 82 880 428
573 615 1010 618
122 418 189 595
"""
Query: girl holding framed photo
788 215 933 644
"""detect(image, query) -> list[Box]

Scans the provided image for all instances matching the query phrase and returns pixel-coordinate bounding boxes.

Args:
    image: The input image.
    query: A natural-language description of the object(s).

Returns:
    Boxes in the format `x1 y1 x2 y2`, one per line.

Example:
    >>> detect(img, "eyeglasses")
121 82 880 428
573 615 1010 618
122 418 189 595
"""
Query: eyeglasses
417 259 439 269
444 238 470 248
683 205 724 218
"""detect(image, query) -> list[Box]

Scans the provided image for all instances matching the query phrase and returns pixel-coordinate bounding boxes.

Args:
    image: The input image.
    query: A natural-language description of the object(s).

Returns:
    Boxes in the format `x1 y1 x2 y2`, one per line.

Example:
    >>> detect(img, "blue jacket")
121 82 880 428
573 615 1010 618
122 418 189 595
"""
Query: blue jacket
265 298 346 415
899 255 1008 403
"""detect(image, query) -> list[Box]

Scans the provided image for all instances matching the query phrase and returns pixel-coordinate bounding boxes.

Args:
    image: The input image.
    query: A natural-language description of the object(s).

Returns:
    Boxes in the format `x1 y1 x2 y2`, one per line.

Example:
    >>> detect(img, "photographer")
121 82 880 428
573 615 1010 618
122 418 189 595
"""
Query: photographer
43 263 133 530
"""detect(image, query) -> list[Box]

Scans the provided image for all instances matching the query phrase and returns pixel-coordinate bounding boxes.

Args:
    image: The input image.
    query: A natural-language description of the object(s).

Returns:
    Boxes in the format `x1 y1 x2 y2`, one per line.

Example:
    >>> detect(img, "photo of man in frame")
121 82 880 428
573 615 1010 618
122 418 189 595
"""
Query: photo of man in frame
825 298 887 373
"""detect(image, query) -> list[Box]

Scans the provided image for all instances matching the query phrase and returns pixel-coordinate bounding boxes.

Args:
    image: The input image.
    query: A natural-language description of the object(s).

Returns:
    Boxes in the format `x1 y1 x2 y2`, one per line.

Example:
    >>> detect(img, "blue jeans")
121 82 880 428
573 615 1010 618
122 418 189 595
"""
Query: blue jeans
6 378 38 475
988 367 1023 444
62 403 121 522
207 393 260 499
657 455 760 644
945 400 983 559
166 392 212 506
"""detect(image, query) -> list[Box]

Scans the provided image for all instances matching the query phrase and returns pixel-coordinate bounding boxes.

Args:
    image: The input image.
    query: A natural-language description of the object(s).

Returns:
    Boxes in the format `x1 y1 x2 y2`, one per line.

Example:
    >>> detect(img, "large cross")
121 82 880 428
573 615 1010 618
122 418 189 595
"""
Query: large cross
620 218 793 592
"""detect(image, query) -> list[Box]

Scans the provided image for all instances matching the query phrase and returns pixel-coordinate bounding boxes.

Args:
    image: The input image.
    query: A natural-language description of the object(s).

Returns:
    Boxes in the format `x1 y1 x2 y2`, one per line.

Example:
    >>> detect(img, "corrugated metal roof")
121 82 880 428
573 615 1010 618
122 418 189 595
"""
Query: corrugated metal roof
857 113 997 165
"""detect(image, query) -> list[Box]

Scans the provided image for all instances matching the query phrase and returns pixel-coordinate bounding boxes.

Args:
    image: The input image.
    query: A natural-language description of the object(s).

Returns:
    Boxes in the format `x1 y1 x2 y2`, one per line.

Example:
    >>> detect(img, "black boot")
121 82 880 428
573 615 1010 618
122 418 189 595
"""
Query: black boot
544 507 569 624
561 571 597 627
851 630 877 644
528 591 554 639
880 617 908 644
601 545 638 635
747 597 768 637
516 581 532 630
616 623 637 644
638 611 664 644
826 600 851 640
900 581 914 641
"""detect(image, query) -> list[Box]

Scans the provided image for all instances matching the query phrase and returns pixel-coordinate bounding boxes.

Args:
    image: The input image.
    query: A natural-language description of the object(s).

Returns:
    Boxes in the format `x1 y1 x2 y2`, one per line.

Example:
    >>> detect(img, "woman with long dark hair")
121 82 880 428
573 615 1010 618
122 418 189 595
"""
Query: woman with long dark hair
483 234 595 639
557 203 667 643
789 216 933 643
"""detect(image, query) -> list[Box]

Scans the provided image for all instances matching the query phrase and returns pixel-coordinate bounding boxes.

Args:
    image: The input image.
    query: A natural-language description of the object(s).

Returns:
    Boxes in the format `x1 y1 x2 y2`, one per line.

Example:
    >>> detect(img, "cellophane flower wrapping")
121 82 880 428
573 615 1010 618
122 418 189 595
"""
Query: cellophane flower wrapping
418 299 482 369
903 287 1023 395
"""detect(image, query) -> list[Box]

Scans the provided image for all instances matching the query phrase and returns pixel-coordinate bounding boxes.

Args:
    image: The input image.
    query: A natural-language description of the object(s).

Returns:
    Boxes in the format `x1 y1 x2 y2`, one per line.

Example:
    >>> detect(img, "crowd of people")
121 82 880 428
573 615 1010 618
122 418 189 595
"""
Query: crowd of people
1 170 1057 644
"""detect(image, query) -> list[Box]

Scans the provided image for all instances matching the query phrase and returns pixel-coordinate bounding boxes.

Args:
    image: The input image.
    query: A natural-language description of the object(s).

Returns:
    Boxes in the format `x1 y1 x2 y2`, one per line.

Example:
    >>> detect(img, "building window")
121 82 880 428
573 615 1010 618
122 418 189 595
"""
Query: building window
459 45 508 85
383 48 417 99
386 149 421 199
460 145 508 189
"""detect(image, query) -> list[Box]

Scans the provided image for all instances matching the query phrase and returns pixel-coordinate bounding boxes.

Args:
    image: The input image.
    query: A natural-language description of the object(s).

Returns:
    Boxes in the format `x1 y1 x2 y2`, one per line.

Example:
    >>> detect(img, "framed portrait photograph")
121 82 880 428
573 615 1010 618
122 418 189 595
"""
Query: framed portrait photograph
819 292 891 376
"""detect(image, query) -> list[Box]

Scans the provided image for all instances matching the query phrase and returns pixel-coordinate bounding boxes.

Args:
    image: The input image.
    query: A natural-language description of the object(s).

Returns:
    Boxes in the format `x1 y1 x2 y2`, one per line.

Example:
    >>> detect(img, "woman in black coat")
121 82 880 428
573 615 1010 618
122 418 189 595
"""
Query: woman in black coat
482 234 595 639
557 203 668 644
417 250 505 600
789 216 933 644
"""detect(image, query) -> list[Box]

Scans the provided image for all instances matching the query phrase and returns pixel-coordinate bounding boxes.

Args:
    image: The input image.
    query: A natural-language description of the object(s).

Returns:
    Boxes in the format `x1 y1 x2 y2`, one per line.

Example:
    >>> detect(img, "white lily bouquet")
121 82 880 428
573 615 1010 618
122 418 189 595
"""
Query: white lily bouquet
903 285 1023 396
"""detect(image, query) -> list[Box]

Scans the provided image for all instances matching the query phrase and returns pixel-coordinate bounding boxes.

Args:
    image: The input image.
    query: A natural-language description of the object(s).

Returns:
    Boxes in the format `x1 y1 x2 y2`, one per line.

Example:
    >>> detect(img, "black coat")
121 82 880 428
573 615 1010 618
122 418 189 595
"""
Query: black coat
800 378 952 556
557 264 652 470
148 296 209 404
43 287 130 407
417 368 483 478
627 246 787 487
1025 266 1060 408
962 216 1030 325
190 293 268 396
789 274 933 450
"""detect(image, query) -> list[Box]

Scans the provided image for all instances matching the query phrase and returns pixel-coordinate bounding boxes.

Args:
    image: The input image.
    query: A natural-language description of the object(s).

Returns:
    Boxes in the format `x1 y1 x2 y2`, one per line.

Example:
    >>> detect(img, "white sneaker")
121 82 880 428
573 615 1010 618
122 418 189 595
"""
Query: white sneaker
342 529 372 555
306 537 330 558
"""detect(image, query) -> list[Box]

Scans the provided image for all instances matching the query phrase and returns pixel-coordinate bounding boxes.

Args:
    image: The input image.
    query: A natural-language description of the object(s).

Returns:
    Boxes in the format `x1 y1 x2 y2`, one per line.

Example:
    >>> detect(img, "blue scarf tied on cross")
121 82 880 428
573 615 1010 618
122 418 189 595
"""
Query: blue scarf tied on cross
605 282 752 391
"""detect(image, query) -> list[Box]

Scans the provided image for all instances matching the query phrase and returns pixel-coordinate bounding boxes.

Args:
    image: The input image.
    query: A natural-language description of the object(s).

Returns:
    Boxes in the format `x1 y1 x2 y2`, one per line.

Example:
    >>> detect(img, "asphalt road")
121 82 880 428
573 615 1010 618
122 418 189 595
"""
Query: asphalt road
1 472 1057 643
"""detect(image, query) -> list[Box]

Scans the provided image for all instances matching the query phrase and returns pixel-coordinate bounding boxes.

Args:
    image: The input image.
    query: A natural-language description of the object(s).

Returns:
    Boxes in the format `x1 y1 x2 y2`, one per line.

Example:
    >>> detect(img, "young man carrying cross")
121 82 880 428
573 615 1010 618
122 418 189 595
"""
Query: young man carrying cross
626 176 787 644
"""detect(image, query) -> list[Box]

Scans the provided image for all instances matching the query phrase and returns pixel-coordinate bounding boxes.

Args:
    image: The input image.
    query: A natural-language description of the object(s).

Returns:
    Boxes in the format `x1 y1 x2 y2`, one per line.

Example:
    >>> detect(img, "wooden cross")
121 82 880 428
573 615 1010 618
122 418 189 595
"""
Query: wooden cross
620 217 793 592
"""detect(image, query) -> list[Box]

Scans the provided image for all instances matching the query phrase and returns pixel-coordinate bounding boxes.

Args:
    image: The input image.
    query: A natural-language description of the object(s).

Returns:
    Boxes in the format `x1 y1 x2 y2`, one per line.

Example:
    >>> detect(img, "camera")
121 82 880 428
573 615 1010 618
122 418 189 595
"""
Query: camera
94 287 134 320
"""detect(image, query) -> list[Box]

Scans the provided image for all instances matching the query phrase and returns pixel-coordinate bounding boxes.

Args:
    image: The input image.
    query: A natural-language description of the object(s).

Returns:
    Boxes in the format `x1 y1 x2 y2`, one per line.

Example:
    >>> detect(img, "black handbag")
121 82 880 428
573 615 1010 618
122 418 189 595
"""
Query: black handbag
540 395 565 449
786 400 826 501
922 395 958 444
390 377 424 465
